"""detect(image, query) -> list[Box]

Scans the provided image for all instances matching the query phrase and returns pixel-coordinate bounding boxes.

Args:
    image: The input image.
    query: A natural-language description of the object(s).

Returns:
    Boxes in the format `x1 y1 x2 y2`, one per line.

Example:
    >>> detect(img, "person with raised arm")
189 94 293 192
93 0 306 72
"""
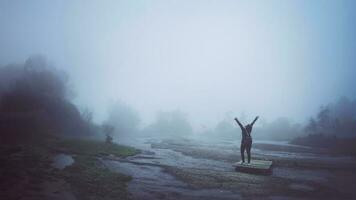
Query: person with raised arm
234 116 259 164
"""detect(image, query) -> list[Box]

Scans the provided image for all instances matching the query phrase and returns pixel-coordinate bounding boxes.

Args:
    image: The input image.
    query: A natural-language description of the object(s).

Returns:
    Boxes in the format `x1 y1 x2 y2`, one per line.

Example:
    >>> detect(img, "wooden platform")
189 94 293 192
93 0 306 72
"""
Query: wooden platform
233 160 273 175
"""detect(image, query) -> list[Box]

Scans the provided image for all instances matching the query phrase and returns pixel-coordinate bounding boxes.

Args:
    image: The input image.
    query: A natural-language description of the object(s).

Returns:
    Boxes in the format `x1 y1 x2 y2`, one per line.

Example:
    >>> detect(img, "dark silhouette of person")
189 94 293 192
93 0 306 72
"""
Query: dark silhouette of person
234 116 259 164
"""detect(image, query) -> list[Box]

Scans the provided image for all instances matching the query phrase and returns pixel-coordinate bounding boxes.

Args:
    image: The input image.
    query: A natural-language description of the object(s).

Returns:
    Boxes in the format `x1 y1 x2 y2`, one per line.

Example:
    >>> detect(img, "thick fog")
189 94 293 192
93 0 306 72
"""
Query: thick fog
1 0 356 134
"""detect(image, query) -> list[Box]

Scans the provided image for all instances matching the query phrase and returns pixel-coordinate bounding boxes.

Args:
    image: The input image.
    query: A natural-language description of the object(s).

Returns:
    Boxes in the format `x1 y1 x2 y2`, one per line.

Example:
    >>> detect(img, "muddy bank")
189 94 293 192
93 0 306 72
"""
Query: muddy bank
103 159 242 200
151 139 356 170
144 138 356 199
0 136 139 200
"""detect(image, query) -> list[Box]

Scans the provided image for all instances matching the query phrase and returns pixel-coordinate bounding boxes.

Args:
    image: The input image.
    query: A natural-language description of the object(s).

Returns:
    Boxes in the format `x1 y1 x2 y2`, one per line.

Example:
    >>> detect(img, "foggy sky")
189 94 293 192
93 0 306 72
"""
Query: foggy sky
1 0 356 129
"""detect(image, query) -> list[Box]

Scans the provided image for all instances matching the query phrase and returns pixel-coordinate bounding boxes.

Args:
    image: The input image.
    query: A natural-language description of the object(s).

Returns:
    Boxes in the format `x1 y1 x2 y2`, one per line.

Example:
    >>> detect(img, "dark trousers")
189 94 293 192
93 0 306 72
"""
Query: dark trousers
240 139 252 163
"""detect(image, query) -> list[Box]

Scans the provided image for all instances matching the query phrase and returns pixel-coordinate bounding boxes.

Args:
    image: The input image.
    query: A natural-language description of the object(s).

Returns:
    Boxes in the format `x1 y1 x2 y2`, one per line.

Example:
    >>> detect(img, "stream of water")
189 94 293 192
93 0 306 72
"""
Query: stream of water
101 137 356 199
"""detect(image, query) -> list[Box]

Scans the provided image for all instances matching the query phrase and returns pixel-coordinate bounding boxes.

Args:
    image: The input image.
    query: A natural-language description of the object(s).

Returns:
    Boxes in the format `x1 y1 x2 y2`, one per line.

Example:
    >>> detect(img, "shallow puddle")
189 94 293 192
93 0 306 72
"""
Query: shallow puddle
103 160 242 200
52 154 74 170
103 138 242 199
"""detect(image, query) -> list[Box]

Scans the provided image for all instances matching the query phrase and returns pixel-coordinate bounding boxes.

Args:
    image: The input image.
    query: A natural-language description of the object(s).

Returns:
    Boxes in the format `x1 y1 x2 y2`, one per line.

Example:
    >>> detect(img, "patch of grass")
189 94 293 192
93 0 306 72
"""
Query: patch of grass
0 144 53 200
1 134 139 200
60 155 131 200
51 137 140 199
54 138 139 157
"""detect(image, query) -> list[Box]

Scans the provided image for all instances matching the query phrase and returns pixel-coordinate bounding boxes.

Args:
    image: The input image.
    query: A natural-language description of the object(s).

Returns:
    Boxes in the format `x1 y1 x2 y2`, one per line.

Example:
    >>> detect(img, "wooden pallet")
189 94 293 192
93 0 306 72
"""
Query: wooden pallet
233 160 273 175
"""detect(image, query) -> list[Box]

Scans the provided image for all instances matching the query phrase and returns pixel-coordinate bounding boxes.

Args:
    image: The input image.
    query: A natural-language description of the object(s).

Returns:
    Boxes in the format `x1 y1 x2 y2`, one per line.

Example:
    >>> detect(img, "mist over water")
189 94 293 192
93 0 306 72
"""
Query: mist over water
2 2 356 200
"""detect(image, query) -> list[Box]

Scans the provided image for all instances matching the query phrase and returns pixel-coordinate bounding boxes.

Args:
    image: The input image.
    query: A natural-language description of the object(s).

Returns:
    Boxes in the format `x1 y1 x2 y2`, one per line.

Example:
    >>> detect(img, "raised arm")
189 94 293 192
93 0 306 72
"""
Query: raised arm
234 118 244 130
250 116 259 127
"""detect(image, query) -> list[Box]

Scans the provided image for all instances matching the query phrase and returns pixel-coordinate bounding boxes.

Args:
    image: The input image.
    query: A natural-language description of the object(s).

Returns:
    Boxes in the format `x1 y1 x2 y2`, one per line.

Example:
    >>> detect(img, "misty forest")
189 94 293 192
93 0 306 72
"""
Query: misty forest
1 1 356 200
